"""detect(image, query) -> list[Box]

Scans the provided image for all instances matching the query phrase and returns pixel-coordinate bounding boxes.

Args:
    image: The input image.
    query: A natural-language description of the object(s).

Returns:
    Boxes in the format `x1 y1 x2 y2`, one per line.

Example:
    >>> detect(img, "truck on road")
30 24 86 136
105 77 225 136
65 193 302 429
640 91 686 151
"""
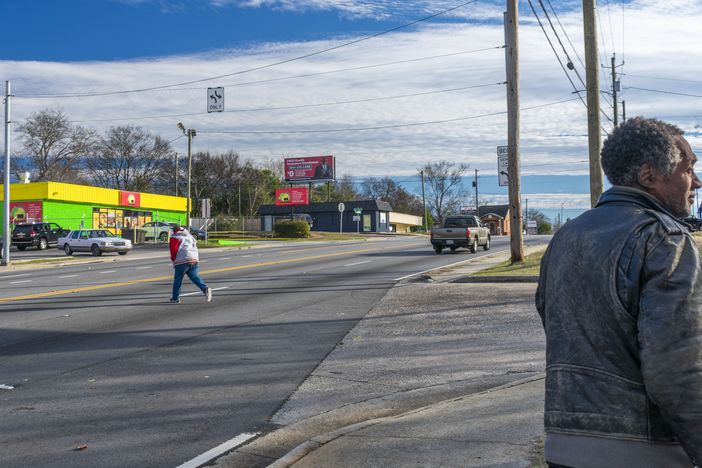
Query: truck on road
430 215 490 254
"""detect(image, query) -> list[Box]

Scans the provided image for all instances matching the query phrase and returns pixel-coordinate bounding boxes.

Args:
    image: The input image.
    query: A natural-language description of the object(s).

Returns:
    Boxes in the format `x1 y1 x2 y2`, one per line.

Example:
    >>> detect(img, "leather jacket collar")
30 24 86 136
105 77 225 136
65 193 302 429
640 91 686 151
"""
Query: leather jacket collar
596 185 679 220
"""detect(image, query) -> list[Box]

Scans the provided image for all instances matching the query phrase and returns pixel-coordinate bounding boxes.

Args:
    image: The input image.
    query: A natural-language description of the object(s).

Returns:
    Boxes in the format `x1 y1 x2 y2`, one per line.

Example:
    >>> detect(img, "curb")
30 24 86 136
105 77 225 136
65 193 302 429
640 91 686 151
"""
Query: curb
264 373 545 468
452 275 539 283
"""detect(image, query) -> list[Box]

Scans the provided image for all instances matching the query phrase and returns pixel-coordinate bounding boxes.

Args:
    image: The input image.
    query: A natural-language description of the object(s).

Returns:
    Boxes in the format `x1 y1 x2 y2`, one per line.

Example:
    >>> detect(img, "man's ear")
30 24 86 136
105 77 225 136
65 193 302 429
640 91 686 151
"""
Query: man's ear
638 164 658 188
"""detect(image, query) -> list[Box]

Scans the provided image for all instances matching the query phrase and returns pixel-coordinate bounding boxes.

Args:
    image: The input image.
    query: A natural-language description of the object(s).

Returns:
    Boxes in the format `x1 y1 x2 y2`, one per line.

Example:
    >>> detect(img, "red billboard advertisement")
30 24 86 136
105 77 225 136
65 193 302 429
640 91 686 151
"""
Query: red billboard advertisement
120 191 141 207
10 201 43 224
275 188 309 206
284 156 335 183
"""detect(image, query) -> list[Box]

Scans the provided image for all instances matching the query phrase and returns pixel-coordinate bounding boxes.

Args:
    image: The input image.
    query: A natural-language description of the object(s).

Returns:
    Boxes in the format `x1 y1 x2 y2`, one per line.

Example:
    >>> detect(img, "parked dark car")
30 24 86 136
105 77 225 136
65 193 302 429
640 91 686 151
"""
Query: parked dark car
283 213 314 228
11 222 71 250
166 223 206 240
679 216 702 232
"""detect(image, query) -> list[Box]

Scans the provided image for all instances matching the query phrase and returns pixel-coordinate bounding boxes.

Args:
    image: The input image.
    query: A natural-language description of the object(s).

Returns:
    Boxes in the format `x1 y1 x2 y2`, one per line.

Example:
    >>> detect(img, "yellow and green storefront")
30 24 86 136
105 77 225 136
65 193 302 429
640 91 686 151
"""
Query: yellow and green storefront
1 182 187 236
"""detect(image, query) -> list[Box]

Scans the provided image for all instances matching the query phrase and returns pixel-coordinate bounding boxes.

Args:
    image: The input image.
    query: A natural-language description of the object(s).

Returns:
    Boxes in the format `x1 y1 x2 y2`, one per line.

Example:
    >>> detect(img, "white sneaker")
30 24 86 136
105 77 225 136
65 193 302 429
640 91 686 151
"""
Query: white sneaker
204 288 212 302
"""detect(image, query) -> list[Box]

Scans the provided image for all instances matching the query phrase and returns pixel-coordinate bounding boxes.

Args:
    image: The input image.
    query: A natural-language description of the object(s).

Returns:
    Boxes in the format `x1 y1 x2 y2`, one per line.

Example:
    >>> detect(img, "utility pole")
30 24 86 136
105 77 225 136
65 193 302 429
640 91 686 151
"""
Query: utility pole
622 100 626 123
473 169 479 218
421 170 427 231
2 81 11 265
583 0 604 207
174 152 178 197
611 55 618 127
505 0 524 263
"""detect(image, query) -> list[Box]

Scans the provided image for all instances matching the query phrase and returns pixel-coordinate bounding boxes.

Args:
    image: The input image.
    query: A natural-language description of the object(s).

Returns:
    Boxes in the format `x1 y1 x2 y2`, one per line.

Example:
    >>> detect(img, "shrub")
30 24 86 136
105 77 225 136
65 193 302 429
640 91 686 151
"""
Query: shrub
274 220 310 238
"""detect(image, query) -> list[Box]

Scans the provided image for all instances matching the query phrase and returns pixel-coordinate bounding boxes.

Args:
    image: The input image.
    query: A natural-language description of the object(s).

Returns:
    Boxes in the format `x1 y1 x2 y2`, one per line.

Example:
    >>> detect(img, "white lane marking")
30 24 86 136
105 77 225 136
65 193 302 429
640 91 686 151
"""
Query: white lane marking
99 270 116 274
0 273 31 279
175 432 258 468
179 286 228 297
136 267 151 270
11 280 32 284
199 260 208 263
242 255 251 258
345 260 371 267
59 275 79 279
219 257 230 260
393 249 507 281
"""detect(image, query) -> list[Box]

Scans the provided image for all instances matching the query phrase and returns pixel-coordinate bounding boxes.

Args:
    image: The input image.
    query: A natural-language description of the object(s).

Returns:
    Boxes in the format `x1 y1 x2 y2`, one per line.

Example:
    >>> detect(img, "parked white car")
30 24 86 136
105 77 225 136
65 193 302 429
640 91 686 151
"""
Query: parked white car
142 221 174 241
59 229 132 256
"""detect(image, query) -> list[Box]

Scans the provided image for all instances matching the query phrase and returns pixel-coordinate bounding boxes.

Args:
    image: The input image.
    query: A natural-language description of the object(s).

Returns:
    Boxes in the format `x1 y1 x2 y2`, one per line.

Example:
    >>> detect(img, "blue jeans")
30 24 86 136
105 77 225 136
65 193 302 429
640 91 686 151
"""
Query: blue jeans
172 262 208 300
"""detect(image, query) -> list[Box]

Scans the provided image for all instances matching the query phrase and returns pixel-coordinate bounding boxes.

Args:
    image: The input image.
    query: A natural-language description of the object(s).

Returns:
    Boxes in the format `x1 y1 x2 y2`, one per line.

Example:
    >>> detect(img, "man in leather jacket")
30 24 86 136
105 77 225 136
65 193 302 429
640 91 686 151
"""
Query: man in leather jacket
536 117 702 468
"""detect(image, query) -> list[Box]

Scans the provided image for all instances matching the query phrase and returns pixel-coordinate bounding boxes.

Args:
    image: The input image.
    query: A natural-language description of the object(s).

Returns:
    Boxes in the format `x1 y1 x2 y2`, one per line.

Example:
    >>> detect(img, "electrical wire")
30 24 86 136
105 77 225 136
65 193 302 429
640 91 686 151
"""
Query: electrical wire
198 97 580 135
72 81 506 123
537 0 586 89
526 0 612 130
23 47 504 99
13 0 481 99
624 74 702 84
624 87 702 99
546 0 585 70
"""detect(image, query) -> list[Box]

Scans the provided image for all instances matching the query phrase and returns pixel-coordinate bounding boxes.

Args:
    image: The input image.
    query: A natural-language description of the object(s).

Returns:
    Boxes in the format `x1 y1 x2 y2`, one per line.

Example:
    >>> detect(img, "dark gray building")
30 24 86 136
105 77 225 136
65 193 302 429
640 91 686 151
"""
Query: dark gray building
258 200 393 233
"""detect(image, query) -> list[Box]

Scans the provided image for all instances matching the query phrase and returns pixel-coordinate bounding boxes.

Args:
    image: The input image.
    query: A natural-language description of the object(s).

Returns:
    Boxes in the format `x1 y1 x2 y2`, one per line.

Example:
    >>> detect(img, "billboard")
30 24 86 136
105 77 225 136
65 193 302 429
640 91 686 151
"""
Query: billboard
275 188 309 206
10 201 43 224
284 156 335 183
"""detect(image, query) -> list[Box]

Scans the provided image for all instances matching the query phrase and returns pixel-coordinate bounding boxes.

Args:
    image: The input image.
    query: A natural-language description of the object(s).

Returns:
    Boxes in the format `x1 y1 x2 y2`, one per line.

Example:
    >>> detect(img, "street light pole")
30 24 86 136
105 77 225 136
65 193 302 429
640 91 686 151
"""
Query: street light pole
2 81 11 265
177 124 195 229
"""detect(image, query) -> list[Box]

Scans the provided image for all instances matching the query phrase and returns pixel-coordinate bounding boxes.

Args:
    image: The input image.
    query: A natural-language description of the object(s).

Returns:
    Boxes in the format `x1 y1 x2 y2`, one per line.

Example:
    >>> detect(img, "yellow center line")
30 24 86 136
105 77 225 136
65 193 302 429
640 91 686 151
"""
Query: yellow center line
278 242 377 254
0 242 427 303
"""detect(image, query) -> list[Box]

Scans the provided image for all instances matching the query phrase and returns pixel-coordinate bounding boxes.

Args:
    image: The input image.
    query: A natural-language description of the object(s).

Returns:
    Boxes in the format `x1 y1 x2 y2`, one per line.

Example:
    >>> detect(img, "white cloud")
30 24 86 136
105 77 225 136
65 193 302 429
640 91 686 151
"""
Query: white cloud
4 0 702 215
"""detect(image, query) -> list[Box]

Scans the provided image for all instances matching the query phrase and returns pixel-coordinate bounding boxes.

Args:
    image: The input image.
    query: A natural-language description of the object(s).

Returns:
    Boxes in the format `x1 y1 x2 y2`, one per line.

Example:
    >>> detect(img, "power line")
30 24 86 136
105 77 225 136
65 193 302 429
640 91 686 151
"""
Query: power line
13 0 480 99
624 74 702 84
624 86 702 99
198 98 580 135
71 81 506 123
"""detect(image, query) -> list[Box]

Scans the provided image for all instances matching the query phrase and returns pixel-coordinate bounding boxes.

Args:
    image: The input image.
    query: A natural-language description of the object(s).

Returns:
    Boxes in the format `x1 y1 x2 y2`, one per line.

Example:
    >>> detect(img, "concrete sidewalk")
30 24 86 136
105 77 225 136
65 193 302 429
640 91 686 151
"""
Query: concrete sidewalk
215 243 550 468
271 375 545 468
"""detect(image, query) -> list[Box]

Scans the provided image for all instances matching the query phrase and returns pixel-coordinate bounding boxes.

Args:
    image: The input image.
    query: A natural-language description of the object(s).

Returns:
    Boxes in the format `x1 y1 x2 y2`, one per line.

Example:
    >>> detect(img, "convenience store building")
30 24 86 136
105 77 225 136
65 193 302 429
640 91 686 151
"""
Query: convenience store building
0 182 187 236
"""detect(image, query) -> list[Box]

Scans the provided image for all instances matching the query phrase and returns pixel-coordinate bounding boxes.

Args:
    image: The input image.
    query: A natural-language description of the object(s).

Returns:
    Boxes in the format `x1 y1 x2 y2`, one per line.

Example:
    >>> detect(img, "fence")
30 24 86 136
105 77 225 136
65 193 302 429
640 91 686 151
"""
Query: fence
193 216 262 233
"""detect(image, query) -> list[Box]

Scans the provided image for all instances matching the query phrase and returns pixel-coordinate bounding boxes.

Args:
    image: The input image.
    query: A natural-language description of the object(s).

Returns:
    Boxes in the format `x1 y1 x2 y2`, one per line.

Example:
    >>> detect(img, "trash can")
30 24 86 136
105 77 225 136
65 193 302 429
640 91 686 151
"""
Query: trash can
122 228 147 244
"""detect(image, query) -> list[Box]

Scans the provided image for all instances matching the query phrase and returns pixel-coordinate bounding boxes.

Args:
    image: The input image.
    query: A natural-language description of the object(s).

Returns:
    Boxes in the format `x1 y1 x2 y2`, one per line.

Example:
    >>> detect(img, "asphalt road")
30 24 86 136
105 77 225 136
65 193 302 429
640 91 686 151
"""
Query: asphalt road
0 235 550 468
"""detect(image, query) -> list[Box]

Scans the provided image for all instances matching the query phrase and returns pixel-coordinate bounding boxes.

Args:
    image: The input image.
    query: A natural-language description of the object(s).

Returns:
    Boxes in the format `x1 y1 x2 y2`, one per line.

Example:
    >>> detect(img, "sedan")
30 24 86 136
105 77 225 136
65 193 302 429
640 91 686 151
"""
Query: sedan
59 229 132 256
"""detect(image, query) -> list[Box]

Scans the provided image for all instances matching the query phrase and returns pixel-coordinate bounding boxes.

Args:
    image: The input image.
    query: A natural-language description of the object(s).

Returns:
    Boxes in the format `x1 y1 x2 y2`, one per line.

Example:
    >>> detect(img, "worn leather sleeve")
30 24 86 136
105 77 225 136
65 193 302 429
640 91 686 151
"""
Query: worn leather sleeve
637 226 702 464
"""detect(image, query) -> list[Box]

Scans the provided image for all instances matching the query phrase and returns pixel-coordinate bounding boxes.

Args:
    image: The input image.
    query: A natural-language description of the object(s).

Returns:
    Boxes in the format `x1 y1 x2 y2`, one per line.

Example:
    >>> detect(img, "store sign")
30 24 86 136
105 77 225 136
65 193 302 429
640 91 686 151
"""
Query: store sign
284 156 335 183
10 201 42 223
275 187 309 206
120 191 141 207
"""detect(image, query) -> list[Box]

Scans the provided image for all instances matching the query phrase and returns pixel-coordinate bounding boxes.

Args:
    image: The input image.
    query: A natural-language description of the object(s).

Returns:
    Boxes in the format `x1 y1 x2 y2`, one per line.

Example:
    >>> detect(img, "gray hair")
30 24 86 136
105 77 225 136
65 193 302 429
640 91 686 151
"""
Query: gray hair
601 117 684 187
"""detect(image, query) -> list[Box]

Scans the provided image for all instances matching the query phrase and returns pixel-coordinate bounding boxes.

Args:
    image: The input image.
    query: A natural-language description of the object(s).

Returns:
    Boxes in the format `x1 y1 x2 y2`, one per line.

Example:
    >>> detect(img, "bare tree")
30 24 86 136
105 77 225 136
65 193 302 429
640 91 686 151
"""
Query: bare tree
85 125 171 192
359 176 422 214
16 108 98 182
417 160 469 223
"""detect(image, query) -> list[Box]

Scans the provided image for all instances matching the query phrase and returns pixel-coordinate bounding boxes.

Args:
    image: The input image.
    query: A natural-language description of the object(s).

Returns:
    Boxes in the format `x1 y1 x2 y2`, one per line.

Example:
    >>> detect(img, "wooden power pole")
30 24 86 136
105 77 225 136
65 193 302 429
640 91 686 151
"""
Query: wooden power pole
583 0 604 207
505 0 524 263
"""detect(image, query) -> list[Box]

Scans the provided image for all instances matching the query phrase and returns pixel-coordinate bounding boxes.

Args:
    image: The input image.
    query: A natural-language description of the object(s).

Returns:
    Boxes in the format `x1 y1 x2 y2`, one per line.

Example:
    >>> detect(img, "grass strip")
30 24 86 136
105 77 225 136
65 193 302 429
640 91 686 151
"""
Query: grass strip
471 250 545 276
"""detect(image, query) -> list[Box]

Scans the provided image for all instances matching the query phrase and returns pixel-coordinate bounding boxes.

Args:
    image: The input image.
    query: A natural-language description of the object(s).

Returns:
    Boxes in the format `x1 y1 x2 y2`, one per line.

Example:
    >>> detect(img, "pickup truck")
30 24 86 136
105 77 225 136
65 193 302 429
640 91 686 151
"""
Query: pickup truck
430 215 490 254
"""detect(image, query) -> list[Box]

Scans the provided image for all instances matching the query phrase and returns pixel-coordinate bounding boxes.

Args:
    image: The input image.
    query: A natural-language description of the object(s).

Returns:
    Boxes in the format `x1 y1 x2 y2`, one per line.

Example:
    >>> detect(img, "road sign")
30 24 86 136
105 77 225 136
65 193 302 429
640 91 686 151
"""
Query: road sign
497 145 508 156
353 216 361 221
497 155 508 187
353 207 362 214
338 203 345 212
202 198 211 218
207 87 224 113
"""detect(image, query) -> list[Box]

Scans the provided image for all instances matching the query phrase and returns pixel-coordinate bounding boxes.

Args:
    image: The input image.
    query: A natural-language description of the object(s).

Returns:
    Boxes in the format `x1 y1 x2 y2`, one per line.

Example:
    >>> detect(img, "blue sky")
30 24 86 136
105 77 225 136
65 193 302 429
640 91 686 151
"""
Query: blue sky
3 0 701 222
